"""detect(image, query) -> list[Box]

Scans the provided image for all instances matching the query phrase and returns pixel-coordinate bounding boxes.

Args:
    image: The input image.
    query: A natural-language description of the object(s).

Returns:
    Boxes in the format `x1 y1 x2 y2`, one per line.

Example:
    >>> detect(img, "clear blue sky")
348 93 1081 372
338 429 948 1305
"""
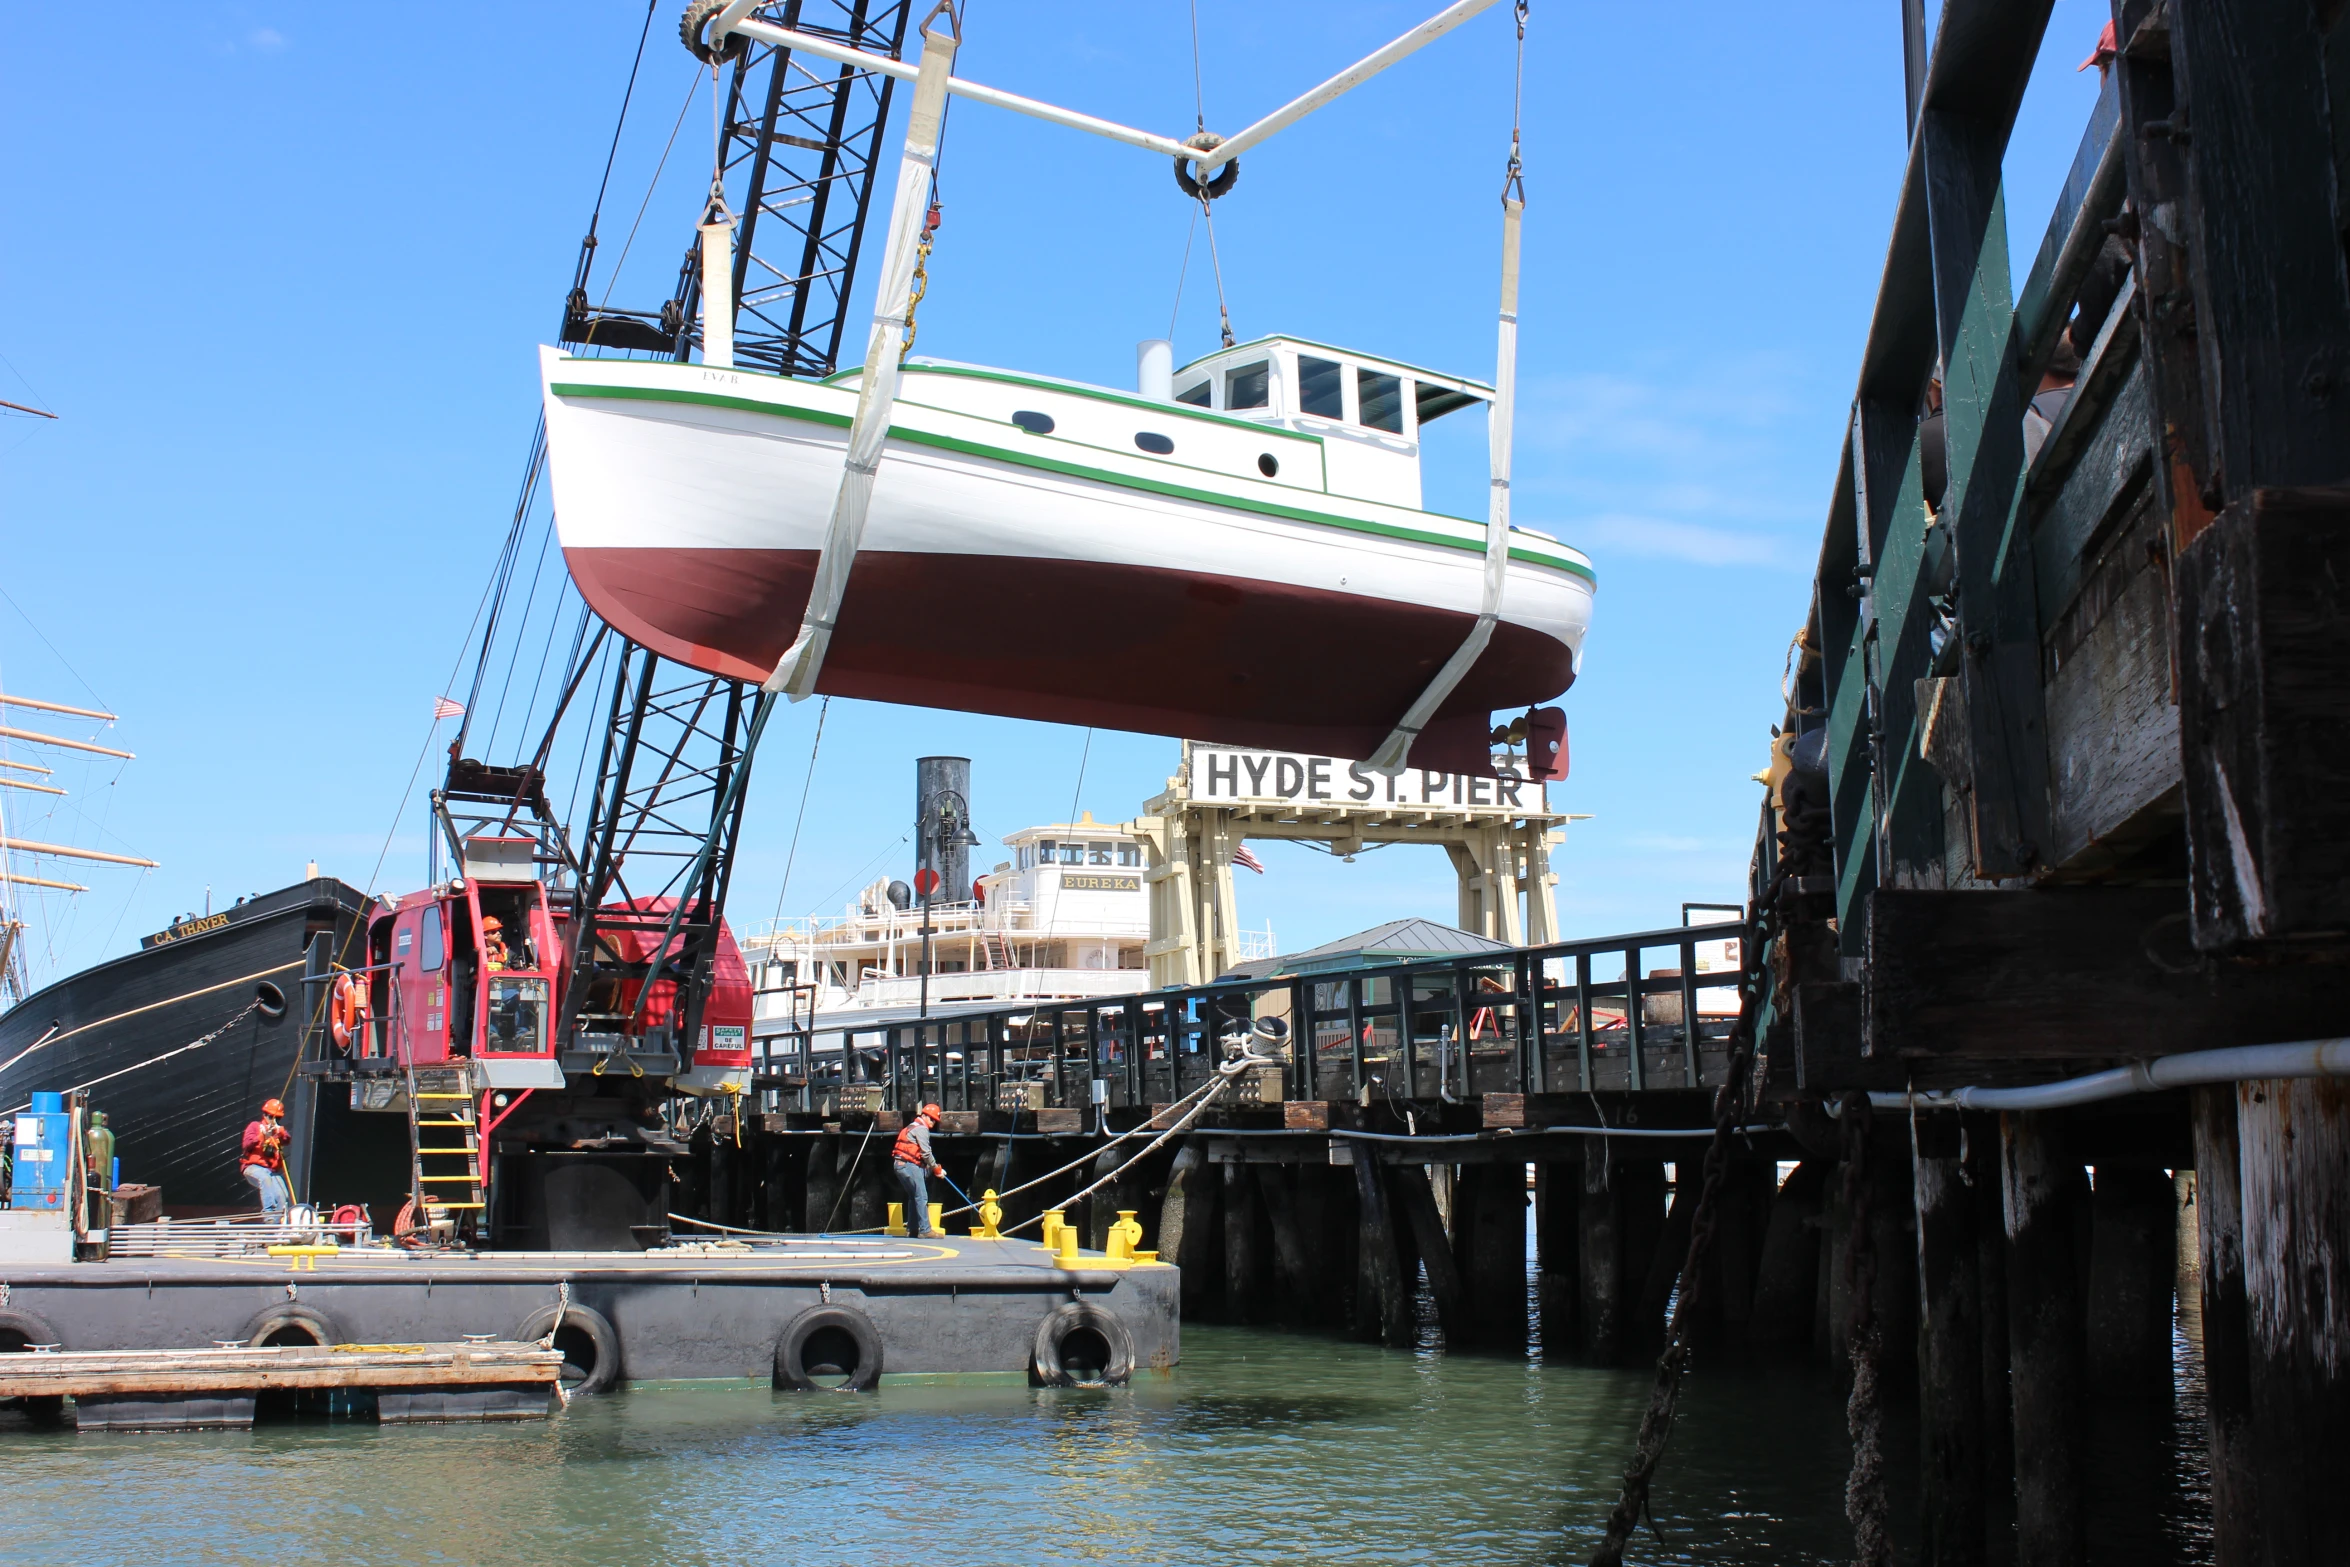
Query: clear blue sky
0 2 2107 992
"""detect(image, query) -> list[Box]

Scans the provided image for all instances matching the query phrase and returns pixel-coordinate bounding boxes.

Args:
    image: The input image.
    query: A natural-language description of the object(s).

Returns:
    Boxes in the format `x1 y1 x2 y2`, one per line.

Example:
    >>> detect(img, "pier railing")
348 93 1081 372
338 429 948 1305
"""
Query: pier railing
749 918 1750 1119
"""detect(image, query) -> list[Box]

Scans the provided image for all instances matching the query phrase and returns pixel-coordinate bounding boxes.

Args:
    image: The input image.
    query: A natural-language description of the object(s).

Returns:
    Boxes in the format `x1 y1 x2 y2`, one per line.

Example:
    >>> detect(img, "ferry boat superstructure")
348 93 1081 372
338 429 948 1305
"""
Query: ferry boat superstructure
541 334 1594 774
744 814 1272 1022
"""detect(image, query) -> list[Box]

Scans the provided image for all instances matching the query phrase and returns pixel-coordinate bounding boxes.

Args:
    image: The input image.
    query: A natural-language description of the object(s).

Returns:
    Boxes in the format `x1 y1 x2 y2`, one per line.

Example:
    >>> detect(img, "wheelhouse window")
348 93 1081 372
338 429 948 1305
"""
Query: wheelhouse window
1117 843 1141 867
1059 842 1086 865
1088 843 1112 865
1298 356 1344 419
1175 381 1211 407
1034 840 1055 867
1225 362 1270 410
1357 370 1405 434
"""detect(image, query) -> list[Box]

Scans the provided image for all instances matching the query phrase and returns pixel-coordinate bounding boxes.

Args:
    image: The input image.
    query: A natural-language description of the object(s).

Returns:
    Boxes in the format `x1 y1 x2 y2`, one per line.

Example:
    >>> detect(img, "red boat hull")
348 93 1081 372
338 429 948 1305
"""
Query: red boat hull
566 546 1575 772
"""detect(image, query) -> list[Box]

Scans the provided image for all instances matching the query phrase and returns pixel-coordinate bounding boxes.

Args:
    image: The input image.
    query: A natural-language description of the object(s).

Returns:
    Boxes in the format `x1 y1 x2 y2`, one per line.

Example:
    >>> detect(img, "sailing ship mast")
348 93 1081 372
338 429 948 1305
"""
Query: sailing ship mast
0 692 158 1004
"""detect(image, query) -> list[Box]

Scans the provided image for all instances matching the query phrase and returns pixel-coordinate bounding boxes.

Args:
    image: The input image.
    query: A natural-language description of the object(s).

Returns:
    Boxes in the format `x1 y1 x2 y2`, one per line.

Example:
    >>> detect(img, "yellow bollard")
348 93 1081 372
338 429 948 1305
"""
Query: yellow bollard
1107 1210 1144 1262
971 1189 1003 1240
885 1202 908 1237
1054 1220 1081 1269
926 1202 944 1237
1040 1209 1067 1251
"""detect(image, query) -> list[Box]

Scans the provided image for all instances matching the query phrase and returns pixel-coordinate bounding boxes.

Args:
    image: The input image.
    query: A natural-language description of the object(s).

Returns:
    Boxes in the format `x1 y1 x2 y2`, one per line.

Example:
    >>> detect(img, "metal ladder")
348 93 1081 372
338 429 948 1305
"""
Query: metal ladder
403 1062 484 1235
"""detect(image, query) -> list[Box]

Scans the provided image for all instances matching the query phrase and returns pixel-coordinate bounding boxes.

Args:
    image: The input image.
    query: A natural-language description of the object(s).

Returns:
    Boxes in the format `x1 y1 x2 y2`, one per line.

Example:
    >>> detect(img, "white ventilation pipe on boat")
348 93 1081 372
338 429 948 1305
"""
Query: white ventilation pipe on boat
1136 339 1173 401
763 11 960 700
1862 1037 2350 1112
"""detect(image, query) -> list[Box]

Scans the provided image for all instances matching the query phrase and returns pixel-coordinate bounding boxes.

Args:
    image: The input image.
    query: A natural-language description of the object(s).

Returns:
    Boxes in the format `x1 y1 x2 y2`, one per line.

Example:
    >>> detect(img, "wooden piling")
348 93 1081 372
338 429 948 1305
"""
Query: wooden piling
1534 1160 1580 1352
2001 1111 2086 1567
1351 1150 1413 1348
1159 1141 1220 1321
2086 1163 2177 1398
1617 1157 1669 1354
1751 1160 1825 1347
1914 1136 1985 1567
1390 1163 1464 1339
803 1131 842 1233
1460 1159 1529 1350
1578 1139 1624 1362
1704 1153 1772 1345
1637 1163 1697 1346
1221 1160 1265 1324
2234 1078 2350 1567
1257 1164 1315 1325
2191 1086 2257 1565
1969 1117 2013 1537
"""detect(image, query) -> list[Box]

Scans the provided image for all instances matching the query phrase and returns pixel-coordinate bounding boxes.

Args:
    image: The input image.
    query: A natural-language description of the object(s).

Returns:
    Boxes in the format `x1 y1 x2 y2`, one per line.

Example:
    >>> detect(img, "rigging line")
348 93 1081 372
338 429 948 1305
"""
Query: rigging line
596 71 704 320
1166 203 1199 342
484 518 557 756
1201 195 1235 348
591 1 663 231
456 421 548 753
0 580 110 710
515 588 591 761
766 697 832 932
1188 0 1207 130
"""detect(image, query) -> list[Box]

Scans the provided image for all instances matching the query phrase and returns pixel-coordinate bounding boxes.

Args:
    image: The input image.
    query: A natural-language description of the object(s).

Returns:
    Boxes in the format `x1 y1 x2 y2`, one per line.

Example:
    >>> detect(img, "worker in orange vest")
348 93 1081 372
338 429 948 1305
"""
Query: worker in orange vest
240 1097 290 1214
891 1102 947 1237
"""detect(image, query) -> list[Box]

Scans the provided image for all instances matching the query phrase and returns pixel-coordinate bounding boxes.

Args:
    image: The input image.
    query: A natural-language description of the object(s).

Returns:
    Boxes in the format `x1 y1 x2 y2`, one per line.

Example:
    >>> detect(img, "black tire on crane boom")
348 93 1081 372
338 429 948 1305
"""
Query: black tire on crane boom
681 0 749 66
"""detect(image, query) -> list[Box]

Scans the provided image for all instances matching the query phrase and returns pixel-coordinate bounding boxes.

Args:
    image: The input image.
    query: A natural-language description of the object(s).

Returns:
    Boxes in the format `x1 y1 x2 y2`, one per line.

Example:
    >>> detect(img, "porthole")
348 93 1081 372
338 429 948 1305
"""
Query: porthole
1135 432 1175 455
1011 410 1055 435
1257 453 1280 477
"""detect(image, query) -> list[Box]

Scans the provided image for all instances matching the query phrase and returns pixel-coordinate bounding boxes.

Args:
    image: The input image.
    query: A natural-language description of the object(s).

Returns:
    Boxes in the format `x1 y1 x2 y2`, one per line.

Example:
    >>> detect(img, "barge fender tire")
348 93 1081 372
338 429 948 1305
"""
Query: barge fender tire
242 1302 338 1347
0 1308 64 1353
517 1302 621 1396
1032 1300 1134 1387
773 1305 883 1392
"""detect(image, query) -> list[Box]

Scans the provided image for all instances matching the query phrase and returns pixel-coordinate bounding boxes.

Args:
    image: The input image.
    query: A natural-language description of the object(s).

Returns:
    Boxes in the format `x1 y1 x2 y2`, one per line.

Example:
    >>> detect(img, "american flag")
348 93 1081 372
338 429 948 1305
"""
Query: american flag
432 696 465 720
1232 844 1264 874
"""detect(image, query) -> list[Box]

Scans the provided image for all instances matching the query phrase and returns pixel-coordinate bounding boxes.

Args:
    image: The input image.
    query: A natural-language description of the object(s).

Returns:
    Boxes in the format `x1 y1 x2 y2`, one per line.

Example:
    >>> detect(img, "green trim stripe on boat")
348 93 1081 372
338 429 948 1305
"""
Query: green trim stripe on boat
824 361 1333 446
547 380 1597 585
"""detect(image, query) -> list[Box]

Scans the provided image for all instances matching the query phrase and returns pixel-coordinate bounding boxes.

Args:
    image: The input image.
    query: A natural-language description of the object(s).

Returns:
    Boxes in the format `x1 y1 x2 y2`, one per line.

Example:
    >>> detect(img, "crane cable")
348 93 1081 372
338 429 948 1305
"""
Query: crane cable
901 3 970 361
1366 0 1528 776
1188 0 1236 347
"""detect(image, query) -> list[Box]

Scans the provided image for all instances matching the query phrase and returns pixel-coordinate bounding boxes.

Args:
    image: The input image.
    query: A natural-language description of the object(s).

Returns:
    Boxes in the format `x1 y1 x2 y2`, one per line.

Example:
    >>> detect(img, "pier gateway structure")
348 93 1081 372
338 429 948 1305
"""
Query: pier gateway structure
1128 740 1565 986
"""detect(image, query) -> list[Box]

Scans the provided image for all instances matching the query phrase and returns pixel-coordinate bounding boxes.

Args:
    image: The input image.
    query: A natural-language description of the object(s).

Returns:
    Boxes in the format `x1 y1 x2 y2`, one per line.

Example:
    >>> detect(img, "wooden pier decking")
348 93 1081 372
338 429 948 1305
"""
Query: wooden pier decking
0 1340 564 1430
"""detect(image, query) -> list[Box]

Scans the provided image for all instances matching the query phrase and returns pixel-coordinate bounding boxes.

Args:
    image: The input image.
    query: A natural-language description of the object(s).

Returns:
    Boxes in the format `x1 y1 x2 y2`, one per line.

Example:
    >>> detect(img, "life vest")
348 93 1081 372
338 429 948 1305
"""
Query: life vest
891 1120 929 1166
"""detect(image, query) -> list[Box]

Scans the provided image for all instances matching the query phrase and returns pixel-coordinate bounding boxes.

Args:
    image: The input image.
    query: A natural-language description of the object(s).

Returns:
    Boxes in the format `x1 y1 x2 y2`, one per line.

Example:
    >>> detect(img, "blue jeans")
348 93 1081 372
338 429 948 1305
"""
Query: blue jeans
244 1165 289 1214
894 1161 934 1235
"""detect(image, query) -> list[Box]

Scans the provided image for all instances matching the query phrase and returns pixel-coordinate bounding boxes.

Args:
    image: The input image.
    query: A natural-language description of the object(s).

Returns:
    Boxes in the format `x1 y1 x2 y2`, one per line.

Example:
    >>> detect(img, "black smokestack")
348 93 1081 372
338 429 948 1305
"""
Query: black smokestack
915 755 975 902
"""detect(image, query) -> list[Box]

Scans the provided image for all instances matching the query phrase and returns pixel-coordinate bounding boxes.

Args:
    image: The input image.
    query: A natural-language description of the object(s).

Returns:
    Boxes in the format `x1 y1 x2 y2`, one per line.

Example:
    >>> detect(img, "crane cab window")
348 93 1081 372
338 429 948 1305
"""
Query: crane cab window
1175 381 1210 407
1225 362 1270 411
1357 370 1405 434
1298 356 1345 419
420 906 445 973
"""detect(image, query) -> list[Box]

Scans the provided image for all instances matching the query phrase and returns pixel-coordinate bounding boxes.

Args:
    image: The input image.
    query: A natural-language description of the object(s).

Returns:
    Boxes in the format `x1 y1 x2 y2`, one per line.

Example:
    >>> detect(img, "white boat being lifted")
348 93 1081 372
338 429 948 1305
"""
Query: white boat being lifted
539 0 1589 778
540 333 1593 775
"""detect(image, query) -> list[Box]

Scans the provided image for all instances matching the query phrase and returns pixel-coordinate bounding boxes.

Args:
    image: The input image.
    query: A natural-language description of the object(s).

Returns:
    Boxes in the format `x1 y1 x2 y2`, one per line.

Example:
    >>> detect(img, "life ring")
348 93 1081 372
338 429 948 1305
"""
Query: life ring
1173 131 1239 202
516 1302 621 1395
329 972 371 1051
0 1307 64 1353
242 1302 338 1347
1030 1300 1134 1387
773 1304 883 1392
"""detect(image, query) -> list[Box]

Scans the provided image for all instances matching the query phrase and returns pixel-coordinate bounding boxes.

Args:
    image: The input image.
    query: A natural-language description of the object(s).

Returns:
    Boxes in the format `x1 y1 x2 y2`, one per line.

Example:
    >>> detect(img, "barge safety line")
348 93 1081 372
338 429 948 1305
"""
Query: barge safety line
1856 1036 2350 1112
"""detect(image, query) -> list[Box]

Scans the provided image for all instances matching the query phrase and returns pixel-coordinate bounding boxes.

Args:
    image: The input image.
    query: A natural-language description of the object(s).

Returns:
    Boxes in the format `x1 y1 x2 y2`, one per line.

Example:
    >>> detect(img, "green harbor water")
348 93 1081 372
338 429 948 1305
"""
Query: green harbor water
0 1312 2212 1567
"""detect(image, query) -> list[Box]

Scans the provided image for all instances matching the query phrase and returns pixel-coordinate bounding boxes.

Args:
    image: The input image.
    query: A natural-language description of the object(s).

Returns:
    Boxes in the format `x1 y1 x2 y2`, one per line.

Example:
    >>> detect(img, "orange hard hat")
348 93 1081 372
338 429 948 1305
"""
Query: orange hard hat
481 915 503 930
920 1102 944 1119
262 1098 285 1117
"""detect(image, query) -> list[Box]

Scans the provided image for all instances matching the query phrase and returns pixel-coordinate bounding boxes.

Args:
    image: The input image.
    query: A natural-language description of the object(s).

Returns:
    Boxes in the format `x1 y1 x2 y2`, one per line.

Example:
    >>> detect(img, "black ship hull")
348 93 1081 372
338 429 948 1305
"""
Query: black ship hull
0 879 368 1213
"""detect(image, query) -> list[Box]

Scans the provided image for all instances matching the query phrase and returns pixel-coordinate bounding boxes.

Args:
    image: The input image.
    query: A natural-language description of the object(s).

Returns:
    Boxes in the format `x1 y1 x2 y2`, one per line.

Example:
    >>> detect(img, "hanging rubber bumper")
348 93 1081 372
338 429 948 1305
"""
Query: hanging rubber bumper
773 1304 884 1392
516 1301 623 1395
1173 131 1239 201
241 1302 338 1347
1031 1300 1135 1387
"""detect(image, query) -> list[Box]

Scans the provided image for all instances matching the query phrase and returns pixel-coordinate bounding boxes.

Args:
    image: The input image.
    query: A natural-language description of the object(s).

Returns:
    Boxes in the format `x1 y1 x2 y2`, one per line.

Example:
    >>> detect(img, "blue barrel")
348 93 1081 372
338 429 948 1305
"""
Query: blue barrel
9 1098 72 1210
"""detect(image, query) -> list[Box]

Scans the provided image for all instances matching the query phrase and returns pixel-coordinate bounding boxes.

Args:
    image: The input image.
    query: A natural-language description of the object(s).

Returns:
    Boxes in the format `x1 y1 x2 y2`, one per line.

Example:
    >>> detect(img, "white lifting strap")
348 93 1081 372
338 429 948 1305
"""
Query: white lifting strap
764 11 960 699
1368 191 1522 774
